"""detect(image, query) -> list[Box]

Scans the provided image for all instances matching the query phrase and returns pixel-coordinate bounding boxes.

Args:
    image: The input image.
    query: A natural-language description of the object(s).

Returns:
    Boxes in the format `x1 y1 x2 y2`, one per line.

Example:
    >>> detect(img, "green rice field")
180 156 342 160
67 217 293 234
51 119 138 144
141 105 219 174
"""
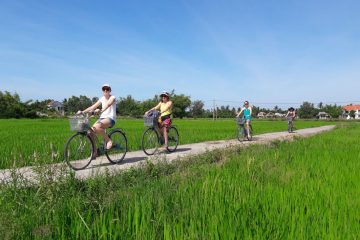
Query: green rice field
0 118 332 169
0 122 359 239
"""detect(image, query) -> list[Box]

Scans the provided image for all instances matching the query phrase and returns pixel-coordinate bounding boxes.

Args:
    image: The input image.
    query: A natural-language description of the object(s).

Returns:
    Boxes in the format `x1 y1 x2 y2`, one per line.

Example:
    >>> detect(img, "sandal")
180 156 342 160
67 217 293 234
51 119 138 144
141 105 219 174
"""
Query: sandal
106 141 113 150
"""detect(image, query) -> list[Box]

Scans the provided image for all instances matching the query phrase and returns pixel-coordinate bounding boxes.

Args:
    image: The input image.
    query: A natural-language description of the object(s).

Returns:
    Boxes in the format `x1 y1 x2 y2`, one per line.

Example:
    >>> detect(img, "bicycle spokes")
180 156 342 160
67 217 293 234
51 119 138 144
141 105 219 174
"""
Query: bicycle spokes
64 133 94 170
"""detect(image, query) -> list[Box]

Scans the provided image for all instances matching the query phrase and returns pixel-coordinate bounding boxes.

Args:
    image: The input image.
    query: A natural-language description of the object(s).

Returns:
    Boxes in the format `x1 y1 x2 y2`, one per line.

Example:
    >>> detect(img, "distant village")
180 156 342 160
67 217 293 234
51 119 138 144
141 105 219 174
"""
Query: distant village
46 98 360 120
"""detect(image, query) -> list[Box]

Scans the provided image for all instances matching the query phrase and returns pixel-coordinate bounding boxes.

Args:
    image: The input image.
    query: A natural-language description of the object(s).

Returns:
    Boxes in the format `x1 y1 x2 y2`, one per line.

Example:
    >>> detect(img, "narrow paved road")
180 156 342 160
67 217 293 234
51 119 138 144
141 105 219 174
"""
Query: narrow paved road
0 125 335 184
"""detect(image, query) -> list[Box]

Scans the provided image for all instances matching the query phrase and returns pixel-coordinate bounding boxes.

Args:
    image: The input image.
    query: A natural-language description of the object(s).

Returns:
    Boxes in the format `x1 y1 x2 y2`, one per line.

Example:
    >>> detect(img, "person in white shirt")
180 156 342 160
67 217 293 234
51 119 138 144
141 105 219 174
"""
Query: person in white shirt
77 83 117 149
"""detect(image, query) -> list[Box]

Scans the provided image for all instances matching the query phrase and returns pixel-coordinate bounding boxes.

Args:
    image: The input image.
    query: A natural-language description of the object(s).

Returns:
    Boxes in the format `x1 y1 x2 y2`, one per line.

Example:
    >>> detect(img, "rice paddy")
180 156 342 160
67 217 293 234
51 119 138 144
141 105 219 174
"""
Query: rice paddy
0 118 331 169
0 120 358 239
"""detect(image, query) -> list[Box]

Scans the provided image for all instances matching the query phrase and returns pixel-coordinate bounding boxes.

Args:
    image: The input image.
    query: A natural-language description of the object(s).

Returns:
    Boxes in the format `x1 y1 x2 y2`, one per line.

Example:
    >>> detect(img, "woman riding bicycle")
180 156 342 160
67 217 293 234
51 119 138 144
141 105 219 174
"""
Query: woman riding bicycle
77 83 116 150
285 107 296 120
236 101 252 138
285 107 296 132
145 91 173 149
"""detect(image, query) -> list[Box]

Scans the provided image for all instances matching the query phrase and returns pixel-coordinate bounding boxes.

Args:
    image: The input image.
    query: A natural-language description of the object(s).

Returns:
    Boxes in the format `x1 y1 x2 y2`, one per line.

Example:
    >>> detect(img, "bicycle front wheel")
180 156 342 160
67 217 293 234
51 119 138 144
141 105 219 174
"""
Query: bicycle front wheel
237 126 245 142
64 132 94 170
166 126 179 152
142 127 159 155
105 129 128 164
288 121 293 133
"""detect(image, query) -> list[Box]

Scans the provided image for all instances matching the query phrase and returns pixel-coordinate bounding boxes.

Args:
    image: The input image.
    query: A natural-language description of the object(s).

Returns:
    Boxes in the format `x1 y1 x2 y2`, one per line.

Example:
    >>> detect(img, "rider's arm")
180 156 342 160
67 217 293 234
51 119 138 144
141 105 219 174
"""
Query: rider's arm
81 100 101 113
160 101 172 114
145 102 161 115
249 106 252 116
236 108 244 117
285 111 289 117
100 96 115 113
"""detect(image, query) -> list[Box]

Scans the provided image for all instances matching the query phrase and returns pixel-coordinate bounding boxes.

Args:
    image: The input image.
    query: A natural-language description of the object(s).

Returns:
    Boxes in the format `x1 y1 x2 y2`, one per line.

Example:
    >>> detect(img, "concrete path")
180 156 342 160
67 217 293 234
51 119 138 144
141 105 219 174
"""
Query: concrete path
0 125 335 184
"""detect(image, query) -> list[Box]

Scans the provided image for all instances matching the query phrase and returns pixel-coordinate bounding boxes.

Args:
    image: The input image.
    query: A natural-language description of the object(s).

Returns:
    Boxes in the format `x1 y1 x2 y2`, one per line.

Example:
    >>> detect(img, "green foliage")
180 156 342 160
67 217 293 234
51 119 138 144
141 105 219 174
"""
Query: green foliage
171 92 191 118
0 91 24 118
322 104 342 118
63 95 93 114
216 105 236 118
0 123 359 239
189 100 205 118
298 101 317 118
117 95 142 117
350 110 356 118
0 119 332 169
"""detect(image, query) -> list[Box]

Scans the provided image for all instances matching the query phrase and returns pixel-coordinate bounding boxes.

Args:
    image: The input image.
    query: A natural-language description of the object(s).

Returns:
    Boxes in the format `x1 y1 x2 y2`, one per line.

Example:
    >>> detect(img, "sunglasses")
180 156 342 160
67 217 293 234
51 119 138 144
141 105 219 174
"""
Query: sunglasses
102 87 110 91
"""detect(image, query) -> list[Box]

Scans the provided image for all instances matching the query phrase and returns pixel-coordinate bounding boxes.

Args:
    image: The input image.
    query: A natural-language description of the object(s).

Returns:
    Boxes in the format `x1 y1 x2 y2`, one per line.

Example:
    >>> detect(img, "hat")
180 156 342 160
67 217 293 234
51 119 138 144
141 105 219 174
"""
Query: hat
102 83 111 91
160 91 170 98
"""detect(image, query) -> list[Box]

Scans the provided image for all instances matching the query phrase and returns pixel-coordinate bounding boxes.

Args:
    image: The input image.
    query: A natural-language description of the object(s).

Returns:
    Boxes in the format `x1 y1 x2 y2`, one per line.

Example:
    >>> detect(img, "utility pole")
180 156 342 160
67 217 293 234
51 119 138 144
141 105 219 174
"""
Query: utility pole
213 99 215 121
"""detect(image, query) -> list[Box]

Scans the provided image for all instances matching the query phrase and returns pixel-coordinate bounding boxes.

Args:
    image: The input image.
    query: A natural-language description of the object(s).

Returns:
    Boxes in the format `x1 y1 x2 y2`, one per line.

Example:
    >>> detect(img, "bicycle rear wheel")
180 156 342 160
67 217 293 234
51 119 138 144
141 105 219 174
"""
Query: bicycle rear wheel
142 127 159 155
166 126 179 152
64 132 94 170
105 129 127 164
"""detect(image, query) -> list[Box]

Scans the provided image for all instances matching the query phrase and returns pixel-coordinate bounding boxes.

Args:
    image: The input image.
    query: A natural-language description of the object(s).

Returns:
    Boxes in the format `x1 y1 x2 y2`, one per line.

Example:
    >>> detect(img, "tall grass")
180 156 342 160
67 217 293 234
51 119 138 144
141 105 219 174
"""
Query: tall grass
0 118 331 169
0 123 359 239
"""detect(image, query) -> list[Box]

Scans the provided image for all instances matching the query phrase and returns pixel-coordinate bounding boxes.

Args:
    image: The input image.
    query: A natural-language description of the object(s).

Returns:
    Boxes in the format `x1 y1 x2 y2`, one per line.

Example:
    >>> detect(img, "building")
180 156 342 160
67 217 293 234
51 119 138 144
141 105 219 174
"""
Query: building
265 112 275 118
274 112 285 118
317 111 331 120
47 100 64 115
342 105 360 119
257 112 266 118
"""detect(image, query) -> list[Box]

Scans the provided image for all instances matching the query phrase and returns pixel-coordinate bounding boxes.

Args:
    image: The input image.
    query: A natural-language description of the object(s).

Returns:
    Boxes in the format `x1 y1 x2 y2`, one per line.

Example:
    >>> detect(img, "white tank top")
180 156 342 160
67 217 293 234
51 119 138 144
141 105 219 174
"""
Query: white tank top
100 96 117 121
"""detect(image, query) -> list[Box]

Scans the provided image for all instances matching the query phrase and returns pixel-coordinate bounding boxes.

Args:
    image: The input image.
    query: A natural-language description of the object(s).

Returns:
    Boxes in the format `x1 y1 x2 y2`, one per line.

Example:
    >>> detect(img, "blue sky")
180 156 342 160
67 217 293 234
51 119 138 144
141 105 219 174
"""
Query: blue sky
1 0 359 109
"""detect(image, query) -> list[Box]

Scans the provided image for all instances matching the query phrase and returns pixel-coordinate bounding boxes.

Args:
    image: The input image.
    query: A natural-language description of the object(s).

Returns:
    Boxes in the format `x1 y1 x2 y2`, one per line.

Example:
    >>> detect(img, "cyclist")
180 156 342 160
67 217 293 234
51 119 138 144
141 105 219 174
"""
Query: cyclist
145 91 173 149
285 107 296 130
77 83 117 150
236 101 252 138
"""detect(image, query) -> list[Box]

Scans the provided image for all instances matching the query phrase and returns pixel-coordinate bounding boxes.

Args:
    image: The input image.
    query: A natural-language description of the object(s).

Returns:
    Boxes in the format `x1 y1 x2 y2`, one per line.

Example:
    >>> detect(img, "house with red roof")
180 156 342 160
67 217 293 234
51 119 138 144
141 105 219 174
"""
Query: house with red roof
342 104 360 119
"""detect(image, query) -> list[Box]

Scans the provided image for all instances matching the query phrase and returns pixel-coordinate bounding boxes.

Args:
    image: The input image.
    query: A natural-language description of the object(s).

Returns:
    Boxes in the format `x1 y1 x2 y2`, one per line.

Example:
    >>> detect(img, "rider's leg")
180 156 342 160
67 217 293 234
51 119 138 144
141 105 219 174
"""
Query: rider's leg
246 120 251 137
93 119 112 149
162 117 171 148
163 126 168 147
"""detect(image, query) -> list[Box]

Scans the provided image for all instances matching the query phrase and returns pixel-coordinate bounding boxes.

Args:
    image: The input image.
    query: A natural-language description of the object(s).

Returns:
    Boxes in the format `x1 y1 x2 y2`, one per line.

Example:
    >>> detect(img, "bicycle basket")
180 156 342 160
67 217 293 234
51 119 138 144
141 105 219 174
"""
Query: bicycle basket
236 117 246 126
144 110 159 127
144 115 158 127
68 116 90 131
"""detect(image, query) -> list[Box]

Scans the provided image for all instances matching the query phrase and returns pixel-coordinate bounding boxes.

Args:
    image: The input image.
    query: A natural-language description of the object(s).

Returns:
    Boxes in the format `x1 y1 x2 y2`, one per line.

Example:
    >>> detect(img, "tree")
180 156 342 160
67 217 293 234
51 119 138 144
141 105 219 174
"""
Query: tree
217 105 234 118
273 105 281 112
189 100 204 118
350 110 356 119
141 98 158 114
318 102 323 109
0 91 24 118
23 99 49 118
323 104 342 118
63 95 92 114
117 95 142 117
171 92 191 118
251 105 260 117
92 97 99 104
298 101 317 119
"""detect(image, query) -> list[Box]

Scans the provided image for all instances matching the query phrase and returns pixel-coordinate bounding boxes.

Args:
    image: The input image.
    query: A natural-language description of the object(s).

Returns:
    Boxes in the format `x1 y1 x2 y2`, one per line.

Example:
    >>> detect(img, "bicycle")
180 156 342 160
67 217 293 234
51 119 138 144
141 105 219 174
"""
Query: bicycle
64 113 128 170
287 117 295 133
141 111 179 155
236 117 253 141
